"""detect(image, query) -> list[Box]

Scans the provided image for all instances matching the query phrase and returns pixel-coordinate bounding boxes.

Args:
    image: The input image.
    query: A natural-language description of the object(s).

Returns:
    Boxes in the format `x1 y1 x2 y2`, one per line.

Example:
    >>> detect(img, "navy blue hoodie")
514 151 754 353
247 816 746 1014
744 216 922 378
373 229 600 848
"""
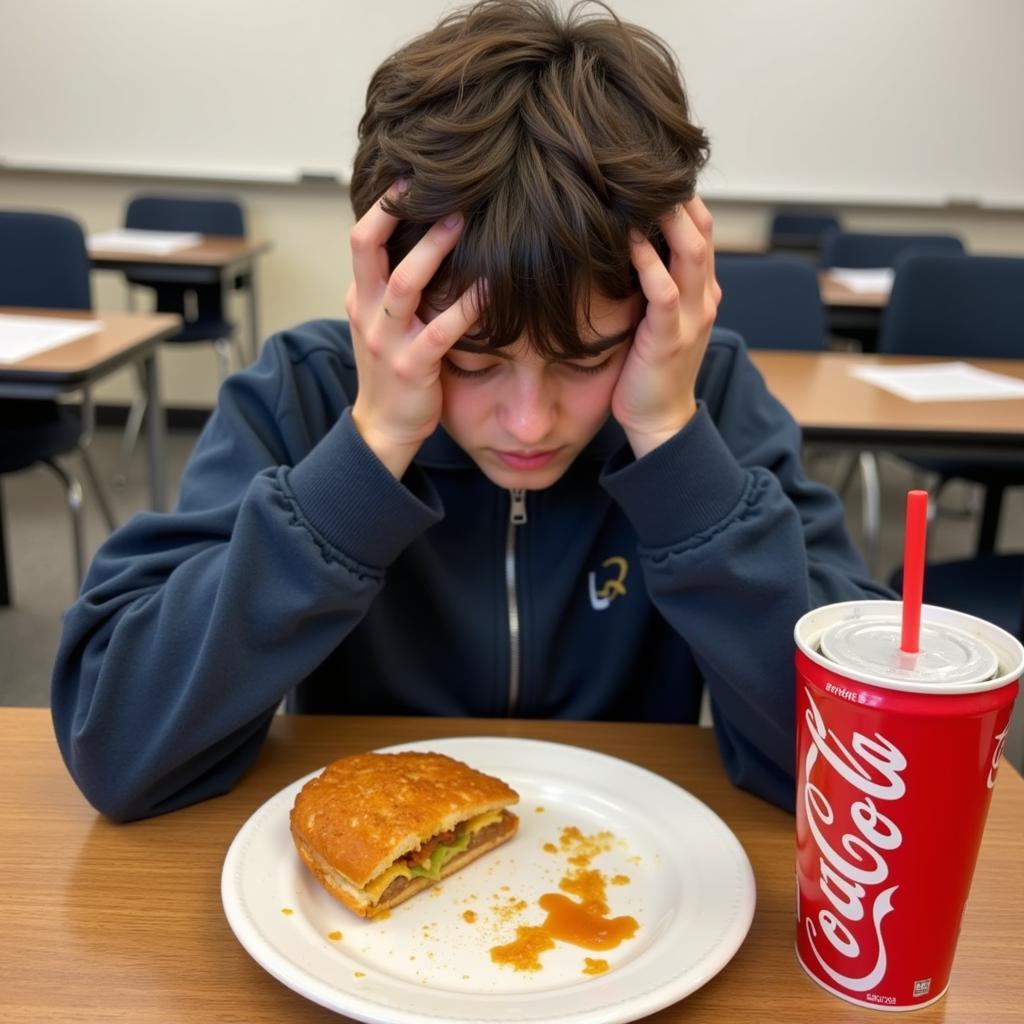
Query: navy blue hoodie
51 320 889 820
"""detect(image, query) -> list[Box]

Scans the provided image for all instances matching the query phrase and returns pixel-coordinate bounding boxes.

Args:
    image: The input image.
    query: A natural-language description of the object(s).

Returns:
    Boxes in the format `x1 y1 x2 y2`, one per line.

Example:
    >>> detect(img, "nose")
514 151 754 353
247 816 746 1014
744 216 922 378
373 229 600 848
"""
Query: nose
498 371 556 446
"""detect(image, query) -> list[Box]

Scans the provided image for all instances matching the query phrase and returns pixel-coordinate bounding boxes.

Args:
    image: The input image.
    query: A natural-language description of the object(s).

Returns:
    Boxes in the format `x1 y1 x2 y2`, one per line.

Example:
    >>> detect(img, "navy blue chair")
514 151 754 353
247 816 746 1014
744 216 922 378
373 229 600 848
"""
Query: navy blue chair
876 254 1024 554
715 256 827 350
714 253 881 568
821 231 965 269
0 210 117 595
769 210 841 262
118 194 247 476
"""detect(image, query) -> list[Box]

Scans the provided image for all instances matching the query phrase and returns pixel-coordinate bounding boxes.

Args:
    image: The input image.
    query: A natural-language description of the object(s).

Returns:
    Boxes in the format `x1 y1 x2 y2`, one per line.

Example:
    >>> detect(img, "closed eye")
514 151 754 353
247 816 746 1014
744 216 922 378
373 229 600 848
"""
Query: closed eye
564 355 615 376
442 357 497 379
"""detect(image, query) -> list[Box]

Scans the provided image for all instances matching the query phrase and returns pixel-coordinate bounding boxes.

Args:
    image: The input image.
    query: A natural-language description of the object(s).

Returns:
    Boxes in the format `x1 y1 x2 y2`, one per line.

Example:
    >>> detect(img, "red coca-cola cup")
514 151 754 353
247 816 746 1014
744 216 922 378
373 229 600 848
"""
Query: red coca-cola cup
794 599 1022 1011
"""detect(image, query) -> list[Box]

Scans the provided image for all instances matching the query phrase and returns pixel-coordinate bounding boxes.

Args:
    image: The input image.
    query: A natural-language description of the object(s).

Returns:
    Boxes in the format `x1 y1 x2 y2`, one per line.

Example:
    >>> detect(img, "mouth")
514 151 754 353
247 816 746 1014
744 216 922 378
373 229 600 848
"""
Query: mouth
494 449 561 470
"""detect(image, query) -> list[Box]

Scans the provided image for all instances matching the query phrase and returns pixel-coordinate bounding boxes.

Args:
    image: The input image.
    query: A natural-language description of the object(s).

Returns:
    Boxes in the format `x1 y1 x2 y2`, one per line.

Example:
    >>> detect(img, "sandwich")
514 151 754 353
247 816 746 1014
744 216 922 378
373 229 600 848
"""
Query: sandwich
290 750 519 918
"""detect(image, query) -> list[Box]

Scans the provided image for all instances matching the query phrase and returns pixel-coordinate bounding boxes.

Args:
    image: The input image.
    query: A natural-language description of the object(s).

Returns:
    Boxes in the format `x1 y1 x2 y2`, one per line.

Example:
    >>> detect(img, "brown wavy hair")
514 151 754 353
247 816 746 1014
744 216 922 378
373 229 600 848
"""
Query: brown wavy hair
350 0 709 357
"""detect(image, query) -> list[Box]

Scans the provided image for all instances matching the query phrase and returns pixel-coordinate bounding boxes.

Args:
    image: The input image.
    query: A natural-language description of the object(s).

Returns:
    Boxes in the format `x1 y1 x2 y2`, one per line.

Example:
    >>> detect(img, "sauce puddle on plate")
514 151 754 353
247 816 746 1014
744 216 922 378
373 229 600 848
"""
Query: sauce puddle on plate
489 826 639 974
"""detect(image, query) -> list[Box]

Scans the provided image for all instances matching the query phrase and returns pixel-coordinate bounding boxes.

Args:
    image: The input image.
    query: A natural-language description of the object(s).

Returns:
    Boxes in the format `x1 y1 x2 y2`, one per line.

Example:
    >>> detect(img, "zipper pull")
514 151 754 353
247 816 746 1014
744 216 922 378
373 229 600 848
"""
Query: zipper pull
509 488 527 525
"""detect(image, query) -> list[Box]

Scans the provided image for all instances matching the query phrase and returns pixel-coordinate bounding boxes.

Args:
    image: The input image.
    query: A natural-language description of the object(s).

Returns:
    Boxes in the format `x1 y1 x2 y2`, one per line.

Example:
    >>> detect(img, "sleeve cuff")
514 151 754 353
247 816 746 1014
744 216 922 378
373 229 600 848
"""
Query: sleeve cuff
600 404 748 548
283 409 443 568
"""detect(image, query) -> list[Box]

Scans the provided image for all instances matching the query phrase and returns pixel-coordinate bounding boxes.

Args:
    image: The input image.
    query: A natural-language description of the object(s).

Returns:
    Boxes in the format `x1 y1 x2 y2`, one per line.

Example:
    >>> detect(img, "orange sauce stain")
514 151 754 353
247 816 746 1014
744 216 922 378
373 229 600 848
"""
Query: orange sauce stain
535 806 545 812
280 907 294 915
462 910 478 924
489 926 556 971
327 931 342 941
538 893 638 950
488 827 640 972
354 971 365 979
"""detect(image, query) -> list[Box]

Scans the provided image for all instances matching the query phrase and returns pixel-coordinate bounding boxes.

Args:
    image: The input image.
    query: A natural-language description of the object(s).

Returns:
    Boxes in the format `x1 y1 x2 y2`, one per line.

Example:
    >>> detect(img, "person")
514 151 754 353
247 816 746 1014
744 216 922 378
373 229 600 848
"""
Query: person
51 0 889 822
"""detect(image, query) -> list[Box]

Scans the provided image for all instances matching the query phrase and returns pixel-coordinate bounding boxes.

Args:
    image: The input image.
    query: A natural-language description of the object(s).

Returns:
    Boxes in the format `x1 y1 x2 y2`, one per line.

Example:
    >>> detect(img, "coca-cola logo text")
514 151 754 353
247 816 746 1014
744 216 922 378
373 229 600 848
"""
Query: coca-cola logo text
802 687 907 993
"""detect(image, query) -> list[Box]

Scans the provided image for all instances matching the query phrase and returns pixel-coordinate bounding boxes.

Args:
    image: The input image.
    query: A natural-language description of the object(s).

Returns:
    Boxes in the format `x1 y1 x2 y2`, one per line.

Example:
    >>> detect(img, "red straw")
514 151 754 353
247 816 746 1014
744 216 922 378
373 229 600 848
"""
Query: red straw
900 490 929 653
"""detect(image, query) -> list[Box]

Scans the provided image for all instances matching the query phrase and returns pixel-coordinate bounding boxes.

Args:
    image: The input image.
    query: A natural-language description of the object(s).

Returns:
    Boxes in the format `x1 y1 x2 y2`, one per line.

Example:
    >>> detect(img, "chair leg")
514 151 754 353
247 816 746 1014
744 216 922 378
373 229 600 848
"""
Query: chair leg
977 483 1005 554
77 446 118 531
41 459 86 595
858 451 881 575
114 376 150 488
213 338 233 382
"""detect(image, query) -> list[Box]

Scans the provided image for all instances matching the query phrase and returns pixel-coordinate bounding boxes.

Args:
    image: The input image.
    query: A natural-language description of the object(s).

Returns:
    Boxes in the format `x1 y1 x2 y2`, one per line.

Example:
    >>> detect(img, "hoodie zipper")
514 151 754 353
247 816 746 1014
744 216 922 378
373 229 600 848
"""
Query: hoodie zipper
505 489 527 715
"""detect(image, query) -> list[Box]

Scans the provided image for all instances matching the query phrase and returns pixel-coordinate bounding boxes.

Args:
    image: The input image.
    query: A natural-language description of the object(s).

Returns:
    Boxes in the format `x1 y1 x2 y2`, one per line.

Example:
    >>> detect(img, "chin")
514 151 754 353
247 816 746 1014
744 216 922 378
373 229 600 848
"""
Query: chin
480 457 572 492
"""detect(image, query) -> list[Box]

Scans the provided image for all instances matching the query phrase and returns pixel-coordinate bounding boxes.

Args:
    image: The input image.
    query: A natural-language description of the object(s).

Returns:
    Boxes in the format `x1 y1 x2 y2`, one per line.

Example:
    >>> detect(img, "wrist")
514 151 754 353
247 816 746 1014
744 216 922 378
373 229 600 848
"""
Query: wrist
351 410 421 479
623 399 698 459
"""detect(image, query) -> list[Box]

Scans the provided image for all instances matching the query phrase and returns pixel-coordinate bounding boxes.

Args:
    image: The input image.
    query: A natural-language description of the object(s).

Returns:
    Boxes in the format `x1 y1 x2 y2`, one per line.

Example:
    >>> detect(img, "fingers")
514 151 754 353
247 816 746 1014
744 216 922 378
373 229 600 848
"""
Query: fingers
630 198 719 337
349 182 407 303
403 280 486 376
378 213 464 326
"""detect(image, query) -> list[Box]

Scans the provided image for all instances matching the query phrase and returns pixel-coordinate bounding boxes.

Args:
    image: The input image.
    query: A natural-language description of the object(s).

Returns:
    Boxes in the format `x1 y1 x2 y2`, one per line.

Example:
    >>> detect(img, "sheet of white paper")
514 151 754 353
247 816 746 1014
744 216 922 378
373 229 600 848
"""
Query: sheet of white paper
849 361 1024 402
826 267 895 294
87 229 202 254
0 314 102 363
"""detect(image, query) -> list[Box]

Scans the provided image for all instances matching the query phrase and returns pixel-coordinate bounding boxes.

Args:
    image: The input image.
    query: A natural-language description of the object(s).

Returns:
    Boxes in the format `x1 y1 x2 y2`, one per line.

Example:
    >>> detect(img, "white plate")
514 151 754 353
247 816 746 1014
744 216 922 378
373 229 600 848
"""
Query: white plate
222 736 755 1024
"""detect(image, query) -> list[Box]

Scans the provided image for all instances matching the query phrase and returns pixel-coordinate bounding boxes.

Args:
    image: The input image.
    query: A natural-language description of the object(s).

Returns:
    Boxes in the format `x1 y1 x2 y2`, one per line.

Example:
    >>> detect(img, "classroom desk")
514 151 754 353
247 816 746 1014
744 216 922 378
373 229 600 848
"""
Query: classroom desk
817 270 890 309
1 708 1021 1022
88 234 272 361
749 349 1024 457
0 308 180 605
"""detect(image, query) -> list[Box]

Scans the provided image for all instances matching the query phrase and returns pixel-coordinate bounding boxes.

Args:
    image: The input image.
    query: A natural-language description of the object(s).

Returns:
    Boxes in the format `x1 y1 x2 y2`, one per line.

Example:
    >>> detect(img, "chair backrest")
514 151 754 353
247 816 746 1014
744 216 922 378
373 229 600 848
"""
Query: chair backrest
0 210 92 310
878 254 1024 358
821 231 964 269
714 255 827 350
769 210 841 248
125 194 244 236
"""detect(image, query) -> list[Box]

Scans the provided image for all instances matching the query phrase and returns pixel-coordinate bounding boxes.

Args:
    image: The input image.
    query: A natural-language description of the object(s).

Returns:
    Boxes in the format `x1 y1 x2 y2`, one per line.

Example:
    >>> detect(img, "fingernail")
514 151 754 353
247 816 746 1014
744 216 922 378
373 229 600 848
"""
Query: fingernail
443 213 463 230
628 229 645 244
395 177 412 194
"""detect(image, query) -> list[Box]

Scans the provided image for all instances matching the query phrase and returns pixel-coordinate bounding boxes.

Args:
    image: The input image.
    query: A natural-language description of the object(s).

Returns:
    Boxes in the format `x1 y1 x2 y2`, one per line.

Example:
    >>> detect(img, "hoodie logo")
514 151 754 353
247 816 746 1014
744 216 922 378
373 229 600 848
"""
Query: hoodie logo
588 556 629 611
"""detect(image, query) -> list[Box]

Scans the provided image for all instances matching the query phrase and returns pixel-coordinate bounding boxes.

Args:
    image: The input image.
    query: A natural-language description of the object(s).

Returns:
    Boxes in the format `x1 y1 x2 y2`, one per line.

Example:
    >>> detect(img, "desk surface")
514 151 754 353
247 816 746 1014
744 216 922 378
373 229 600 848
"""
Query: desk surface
0 307 181 386
817 271 890 308
750 349 1024 450
88 234 271 269
2 709 1021 1022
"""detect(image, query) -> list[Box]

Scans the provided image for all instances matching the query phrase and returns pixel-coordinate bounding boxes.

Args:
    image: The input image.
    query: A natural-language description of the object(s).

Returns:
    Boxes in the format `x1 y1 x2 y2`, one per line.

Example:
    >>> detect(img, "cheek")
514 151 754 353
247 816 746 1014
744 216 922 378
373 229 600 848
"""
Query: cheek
439 378 490 435
561 373 617 429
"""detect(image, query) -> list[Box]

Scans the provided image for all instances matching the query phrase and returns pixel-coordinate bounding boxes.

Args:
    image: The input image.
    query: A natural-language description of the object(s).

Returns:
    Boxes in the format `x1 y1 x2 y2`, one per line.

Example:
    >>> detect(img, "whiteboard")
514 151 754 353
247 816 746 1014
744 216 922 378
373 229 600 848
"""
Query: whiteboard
1 0 1021 207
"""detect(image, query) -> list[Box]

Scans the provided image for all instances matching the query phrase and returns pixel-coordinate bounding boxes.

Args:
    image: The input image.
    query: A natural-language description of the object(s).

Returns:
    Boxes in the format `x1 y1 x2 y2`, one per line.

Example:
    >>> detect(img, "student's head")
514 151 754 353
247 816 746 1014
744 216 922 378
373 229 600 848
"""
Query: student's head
351 0 709 488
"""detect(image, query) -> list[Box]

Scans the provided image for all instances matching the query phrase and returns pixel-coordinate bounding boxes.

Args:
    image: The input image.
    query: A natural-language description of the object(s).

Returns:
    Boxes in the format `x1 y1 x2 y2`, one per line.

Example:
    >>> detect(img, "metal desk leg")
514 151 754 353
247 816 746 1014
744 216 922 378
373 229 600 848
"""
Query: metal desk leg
246 262 260 363
0 481 11 607
140 354 167 512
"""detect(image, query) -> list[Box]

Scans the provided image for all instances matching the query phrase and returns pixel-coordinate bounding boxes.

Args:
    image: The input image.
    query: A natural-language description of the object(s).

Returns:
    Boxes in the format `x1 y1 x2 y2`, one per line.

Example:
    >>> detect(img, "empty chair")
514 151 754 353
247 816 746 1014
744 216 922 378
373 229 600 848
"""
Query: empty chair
714 256 827 350
118 194 247 476
769 209 841 263
0 210 117 595
874 254 1024 554
821 231 965 269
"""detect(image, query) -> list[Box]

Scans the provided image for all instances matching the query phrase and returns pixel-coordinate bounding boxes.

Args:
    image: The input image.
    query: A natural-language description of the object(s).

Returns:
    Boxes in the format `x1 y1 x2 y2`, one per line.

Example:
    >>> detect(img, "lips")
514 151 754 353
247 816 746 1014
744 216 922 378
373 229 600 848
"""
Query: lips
494 449 560 470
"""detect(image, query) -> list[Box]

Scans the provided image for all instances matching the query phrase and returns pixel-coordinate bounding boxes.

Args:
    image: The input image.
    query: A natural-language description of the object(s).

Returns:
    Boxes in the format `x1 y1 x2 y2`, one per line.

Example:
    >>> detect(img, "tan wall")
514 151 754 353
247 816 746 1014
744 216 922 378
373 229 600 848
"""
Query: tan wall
3 170 1023 409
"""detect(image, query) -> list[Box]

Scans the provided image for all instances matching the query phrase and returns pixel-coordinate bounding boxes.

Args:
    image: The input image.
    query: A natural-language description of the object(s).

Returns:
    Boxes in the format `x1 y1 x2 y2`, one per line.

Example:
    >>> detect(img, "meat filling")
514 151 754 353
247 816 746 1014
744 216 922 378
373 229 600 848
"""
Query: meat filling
374 811 516 905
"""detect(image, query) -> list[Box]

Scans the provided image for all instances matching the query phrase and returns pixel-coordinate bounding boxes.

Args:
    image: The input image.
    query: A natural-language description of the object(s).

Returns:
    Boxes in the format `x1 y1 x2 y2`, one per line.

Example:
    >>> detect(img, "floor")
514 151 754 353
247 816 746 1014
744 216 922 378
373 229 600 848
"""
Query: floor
2 423 1022 773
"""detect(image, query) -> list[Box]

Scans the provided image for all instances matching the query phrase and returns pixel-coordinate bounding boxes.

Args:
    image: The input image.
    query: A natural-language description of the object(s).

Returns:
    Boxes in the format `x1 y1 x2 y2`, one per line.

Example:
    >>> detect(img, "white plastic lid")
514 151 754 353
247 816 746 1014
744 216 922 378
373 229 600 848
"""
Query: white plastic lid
820 616 998 685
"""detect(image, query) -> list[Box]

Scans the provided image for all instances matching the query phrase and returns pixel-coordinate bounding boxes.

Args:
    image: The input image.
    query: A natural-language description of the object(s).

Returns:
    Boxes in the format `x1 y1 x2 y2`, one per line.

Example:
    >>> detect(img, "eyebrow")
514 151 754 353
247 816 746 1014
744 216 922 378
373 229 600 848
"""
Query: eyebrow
451 325 636 360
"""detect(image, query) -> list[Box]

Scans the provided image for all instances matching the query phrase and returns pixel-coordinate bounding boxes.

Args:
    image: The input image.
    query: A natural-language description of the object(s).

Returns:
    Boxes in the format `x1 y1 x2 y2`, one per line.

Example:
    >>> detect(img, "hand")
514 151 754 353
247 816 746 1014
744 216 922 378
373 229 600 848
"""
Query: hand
346 185 482 478
611 196 721 459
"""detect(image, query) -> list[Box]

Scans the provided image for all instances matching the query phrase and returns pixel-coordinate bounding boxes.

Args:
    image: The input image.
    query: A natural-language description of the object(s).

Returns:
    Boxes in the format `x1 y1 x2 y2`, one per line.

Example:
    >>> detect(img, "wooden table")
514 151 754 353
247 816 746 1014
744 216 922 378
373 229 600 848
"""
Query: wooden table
0 308 180 604
2 708 1021 1022
817 270 890 309
750 349 1024 457
89 234 271 361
